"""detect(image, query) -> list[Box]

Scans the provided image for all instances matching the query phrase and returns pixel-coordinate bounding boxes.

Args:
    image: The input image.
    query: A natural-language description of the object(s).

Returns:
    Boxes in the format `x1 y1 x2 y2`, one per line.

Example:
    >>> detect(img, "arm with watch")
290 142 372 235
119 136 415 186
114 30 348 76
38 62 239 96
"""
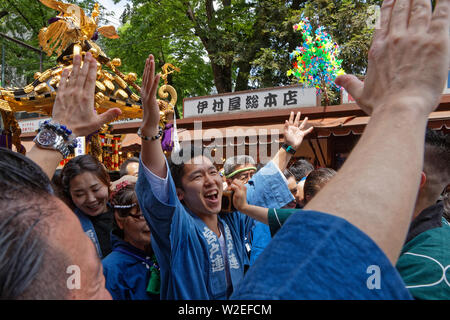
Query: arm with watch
246 112 313 265
27 52 122 178
245 111 313 208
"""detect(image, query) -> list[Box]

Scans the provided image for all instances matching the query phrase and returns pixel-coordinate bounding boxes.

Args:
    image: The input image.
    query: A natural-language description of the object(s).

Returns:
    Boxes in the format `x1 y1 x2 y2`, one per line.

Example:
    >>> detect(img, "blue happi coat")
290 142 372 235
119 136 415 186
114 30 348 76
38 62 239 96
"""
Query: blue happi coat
232 211 412 300
102 234 160 300
135 159 293 300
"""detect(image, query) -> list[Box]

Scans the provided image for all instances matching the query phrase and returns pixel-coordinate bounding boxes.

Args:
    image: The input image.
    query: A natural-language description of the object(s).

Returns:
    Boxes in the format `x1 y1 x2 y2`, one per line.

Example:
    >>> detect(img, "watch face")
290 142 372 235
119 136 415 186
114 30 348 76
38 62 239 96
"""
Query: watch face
37 129 57 146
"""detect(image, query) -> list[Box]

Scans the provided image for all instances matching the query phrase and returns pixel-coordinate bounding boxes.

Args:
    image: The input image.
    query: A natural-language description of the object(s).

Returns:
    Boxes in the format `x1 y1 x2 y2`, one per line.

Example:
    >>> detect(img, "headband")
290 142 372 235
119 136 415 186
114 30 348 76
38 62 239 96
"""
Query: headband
225 167 257 179
113 203 137 209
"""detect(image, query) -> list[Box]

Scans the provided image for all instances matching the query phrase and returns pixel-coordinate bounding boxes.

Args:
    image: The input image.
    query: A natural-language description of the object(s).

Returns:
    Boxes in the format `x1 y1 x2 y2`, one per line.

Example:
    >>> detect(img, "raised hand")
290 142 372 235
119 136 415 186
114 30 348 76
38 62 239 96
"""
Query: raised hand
284 111 314 149
336 0 450 116
140 54 161 136
52 52 122 136
138 54 166 178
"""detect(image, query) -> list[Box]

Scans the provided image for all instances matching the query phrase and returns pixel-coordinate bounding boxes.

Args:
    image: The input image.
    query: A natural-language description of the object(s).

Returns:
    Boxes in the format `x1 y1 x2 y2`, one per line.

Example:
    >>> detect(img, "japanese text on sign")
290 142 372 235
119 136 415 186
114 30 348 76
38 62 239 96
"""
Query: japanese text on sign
183 85 316 118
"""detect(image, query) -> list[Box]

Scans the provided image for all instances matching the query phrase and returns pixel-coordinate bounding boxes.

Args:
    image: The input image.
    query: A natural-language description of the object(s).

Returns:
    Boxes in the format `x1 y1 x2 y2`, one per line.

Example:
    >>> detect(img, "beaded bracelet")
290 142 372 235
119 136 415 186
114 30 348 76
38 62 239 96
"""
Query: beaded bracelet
137 126 163 141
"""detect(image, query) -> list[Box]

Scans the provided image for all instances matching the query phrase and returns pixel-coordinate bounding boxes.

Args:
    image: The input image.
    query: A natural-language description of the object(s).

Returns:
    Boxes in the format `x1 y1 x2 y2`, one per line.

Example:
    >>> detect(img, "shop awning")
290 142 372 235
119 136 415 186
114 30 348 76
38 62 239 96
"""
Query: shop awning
18 110 450 150
314 110 450 137
176 110 450 144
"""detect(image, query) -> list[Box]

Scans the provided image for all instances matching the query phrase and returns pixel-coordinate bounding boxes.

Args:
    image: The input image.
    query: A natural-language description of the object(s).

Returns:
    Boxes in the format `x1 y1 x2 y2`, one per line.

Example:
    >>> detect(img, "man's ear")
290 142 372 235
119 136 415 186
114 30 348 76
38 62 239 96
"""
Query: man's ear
114 211 125 230
419 172 427 189
176 188 184 201
304 194 311 205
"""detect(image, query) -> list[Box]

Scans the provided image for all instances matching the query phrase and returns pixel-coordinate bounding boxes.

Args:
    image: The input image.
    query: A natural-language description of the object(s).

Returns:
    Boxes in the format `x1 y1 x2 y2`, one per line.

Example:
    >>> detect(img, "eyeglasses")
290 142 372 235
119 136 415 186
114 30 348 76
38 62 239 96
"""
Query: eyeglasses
128 211 145 220
127 206 144 220
234 170 256 183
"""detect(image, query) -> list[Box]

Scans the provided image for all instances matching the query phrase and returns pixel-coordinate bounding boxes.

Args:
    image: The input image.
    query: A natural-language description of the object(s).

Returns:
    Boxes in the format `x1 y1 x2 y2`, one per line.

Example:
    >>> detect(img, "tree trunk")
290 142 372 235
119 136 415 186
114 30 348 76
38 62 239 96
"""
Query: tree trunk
210 61 232 93
235 61 251 92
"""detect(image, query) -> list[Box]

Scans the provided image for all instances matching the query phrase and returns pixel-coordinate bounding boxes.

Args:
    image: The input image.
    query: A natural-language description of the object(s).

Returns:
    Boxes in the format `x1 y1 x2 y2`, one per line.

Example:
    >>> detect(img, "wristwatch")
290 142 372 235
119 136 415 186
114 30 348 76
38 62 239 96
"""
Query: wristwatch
282 143 296 155
34 128 72 158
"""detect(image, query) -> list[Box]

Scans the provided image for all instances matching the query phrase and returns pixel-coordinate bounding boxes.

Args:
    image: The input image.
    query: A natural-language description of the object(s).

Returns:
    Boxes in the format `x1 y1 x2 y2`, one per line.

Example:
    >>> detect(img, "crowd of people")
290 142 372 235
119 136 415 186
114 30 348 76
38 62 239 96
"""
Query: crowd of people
1 0 450 300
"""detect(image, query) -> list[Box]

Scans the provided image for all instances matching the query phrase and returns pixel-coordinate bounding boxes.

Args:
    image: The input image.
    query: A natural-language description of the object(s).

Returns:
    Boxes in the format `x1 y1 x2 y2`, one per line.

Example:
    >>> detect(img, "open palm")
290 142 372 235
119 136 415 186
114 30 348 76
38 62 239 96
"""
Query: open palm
283 112 314 149
140 54 161 131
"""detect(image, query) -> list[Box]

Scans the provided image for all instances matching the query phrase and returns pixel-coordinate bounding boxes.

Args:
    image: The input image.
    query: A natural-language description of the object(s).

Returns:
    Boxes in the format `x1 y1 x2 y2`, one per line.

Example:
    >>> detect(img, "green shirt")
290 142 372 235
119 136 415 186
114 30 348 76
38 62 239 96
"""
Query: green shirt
268 208 298 236
396 217 450 300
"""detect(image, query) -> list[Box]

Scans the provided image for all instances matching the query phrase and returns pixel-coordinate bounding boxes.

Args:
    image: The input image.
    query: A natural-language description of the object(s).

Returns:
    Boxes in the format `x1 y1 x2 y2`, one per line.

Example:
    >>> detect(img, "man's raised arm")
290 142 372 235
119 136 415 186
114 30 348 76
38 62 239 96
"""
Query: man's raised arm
304 0 450 264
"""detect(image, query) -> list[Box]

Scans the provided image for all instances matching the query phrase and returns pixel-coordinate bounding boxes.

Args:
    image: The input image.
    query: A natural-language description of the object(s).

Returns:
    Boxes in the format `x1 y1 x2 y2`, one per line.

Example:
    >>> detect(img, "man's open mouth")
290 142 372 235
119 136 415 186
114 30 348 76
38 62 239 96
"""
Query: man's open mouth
204 190 219 201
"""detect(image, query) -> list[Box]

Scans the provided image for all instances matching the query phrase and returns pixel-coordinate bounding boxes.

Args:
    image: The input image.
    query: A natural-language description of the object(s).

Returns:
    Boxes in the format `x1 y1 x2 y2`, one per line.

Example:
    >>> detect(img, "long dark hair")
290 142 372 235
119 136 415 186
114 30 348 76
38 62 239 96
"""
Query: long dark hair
60 155 111 208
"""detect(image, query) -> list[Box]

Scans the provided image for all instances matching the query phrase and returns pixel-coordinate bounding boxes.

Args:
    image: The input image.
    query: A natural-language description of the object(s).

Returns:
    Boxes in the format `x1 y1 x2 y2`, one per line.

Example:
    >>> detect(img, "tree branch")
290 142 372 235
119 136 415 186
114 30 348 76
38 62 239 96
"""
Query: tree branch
0 11 8 20
6 0 39 36
205 0 214 22
184 1 210 51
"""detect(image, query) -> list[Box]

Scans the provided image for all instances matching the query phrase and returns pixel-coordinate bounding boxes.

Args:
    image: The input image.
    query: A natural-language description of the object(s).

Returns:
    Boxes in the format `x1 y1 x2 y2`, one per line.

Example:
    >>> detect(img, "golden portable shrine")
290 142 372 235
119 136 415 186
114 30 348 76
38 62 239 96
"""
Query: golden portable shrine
0 0 179 170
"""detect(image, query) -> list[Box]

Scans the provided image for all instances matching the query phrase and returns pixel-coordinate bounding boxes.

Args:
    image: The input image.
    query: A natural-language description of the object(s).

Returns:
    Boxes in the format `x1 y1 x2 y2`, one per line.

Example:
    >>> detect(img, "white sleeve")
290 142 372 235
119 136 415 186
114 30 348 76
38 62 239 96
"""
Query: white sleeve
271 160 289 185
139 157 170 203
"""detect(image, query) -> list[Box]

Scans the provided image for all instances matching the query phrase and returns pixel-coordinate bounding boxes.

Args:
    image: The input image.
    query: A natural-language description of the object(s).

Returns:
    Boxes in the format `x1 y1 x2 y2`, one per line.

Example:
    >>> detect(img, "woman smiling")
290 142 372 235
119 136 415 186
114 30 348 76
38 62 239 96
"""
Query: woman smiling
61 155 113 258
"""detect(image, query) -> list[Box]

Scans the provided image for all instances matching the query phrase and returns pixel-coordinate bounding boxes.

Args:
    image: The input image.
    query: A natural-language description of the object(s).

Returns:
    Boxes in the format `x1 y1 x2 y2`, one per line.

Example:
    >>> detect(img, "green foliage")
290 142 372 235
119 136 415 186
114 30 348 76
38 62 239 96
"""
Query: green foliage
110 0 381 98
0 0 53 85
102 1 215 117
105 0 306 96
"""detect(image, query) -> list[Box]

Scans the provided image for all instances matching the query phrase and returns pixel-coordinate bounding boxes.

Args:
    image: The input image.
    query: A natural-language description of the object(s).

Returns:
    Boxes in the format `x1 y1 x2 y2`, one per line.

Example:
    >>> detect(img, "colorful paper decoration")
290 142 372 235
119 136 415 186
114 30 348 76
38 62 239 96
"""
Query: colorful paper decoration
287 17 345 96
